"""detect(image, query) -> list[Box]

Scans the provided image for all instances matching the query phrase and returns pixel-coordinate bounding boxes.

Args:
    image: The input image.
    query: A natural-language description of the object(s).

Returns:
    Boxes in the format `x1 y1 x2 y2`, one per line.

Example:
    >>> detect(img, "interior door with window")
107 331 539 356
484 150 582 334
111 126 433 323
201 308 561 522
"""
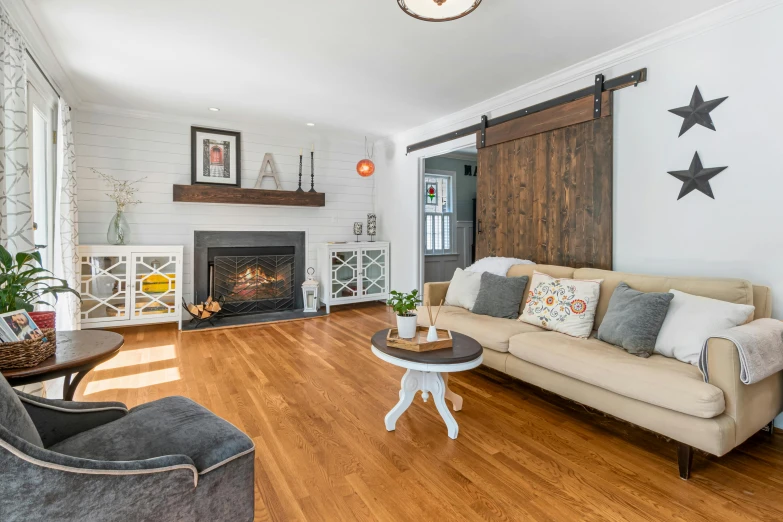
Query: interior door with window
423 170 458 283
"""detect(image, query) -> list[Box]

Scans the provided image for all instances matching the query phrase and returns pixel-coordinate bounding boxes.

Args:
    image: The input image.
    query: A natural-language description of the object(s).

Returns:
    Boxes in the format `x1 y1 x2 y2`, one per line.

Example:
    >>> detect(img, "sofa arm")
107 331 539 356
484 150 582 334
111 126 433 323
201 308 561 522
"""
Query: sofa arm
16 391 128 448
705 337 783 445
423 282 450 306
0 425 198 520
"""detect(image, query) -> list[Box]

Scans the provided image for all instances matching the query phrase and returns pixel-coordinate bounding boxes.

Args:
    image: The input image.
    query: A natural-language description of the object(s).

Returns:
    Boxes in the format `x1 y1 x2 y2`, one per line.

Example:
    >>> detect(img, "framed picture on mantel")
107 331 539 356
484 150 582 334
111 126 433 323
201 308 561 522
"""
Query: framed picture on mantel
191 126 242 187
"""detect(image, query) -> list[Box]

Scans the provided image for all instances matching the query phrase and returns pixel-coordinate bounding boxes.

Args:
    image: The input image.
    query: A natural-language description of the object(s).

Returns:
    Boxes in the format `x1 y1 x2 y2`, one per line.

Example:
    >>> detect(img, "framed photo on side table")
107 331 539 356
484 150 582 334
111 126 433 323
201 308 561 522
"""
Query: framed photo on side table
0 310 47 342
191 126 242 187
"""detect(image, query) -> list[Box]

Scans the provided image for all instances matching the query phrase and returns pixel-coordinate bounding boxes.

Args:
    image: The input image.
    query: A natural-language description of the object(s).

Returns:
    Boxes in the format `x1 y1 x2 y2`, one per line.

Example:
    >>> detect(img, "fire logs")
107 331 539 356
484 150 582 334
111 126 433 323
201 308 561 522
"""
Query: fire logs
186 296 222 319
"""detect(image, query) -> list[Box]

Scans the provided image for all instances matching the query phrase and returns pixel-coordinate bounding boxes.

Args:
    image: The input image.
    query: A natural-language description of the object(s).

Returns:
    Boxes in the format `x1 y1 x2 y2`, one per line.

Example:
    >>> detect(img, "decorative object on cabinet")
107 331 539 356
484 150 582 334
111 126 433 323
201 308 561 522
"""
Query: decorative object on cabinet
667 152 727 200
367 213 377 241
387 289 422 339
356 137 375 177
254 153 281 189
94 168 143 245
317 242 389 313
669 86 728 137
309 144 317 193
191 126 241 187
297 149 304 192
78 245 183 329
353 222 363 242
302 278 320 313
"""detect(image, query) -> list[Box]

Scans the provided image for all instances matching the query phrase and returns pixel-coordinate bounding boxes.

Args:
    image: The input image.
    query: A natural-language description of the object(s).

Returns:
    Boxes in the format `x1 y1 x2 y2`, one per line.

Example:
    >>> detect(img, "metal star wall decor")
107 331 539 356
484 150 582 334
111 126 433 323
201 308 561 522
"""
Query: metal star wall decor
669 86 728 137
667 152 727 200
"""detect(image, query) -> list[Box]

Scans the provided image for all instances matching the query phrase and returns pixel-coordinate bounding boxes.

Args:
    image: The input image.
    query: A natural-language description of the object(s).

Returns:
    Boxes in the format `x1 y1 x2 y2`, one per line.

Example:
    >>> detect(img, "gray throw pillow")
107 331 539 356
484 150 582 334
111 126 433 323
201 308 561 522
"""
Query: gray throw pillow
597 282 674 358
471 273 529 319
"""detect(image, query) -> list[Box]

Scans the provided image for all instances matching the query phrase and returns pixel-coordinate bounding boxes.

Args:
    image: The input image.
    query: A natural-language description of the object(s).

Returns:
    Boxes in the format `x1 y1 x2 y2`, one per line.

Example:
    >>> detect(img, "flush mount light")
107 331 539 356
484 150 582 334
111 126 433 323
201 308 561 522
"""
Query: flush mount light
208 107 220 112
306 123 315 126
397 0 482 22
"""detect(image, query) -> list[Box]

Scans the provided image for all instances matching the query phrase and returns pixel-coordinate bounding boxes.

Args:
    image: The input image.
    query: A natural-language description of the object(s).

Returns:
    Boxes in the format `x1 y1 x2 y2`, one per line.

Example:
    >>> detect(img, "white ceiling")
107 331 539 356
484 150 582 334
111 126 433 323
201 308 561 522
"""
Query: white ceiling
26 0 732 136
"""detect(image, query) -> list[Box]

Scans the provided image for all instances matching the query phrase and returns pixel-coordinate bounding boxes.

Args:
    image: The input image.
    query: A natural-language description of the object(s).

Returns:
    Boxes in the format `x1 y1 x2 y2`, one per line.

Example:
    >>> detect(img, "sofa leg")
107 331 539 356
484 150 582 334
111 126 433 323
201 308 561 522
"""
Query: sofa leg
677 443 693 480
767 421 775 438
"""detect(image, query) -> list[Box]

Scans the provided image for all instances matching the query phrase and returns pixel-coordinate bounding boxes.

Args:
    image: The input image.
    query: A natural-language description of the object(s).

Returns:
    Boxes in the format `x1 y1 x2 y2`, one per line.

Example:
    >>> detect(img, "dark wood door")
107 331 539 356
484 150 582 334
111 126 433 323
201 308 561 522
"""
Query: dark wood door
475 115 612 269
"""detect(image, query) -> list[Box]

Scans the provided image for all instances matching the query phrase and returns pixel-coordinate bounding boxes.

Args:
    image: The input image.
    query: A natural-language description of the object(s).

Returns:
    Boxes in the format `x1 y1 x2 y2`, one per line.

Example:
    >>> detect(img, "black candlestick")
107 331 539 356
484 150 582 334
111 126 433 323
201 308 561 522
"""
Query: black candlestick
296 153 304 192
309 150 317 193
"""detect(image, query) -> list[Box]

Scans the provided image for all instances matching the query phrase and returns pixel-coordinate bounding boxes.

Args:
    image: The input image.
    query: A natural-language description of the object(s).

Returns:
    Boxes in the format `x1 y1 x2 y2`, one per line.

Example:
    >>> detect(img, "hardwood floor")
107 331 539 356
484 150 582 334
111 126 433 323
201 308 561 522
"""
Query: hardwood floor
77 303 783 521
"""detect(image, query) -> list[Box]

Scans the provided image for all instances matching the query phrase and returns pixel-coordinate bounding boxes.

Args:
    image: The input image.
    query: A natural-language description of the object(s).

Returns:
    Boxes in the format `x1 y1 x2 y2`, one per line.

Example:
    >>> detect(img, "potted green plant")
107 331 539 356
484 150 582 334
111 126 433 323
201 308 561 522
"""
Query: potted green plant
387 289 422 339
0 245 81 329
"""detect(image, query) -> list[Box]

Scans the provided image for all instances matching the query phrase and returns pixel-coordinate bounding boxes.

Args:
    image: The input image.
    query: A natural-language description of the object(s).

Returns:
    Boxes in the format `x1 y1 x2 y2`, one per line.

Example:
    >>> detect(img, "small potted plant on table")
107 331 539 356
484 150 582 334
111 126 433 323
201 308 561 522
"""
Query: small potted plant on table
0 245 80 329
387 289 422 339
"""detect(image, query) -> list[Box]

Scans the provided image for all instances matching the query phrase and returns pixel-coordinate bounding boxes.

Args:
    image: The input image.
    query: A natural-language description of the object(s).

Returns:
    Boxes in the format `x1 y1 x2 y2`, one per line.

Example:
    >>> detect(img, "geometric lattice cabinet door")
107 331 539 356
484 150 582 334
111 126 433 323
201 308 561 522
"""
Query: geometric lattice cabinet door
132 254 179 318
80 254 130 321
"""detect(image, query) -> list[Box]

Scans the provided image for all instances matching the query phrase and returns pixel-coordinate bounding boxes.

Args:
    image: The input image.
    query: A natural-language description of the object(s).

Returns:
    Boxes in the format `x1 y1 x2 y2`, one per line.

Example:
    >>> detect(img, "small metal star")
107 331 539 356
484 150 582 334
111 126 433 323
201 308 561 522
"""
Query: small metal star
667 152 727 200
669 86 728 137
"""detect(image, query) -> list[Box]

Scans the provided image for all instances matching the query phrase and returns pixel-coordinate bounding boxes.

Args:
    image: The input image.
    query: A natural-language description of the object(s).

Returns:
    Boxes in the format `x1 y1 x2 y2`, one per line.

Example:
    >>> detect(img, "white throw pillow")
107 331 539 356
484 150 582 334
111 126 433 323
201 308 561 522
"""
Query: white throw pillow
466 256 534 276
519 271 602 338
444 268 482 311
654 290 755 365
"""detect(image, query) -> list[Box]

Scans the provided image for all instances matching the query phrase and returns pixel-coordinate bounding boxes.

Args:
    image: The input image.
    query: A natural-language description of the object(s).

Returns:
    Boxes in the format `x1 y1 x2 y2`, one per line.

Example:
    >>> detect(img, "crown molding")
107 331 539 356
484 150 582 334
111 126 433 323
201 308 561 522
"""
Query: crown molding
2 0 82 106
396 0 783 143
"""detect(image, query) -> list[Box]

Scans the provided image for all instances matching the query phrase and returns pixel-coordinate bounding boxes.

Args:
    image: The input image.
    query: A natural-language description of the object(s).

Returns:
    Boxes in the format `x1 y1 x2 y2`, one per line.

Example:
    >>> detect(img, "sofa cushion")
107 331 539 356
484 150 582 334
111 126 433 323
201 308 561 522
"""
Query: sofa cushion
519 271 602 339
472 273 528 319
573 268 755 328
417 306 547 353
444 268 482 311
50 396 254 473
506 264 576 315
508 332 725 418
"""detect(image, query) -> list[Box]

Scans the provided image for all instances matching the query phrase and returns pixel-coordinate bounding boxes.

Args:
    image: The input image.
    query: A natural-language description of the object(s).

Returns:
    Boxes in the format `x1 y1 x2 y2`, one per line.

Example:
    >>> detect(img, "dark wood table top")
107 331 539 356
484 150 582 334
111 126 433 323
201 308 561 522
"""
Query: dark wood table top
371 329 482 365
2 330 124 380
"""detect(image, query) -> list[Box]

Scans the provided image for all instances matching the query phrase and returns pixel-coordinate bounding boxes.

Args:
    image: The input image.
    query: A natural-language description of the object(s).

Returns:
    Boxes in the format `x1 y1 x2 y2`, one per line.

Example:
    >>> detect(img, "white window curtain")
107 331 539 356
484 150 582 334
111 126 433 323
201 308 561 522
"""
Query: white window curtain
53 99 80 330
0 9 33 252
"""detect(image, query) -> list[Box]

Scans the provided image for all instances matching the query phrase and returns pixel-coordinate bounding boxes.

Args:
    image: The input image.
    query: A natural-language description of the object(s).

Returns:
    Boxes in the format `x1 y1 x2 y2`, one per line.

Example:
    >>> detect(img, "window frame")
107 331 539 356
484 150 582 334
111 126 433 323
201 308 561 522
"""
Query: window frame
423 169 456 256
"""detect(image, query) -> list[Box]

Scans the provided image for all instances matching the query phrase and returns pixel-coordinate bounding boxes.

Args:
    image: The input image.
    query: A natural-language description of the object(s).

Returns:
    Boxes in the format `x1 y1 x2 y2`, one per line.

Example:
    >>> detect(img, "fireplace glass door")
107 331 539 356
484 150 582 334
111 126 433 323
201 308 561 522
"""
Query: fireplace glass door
213 255 295 315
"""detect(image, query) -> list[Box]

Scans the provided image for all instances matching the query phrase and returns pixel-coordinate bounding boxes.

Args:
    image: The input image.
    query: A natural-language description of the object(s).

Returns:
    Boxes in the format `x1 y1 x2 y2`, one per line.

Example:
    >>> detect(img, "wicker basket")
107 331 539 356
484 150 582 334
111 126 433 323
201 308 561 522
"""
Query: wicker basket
0 328 56 370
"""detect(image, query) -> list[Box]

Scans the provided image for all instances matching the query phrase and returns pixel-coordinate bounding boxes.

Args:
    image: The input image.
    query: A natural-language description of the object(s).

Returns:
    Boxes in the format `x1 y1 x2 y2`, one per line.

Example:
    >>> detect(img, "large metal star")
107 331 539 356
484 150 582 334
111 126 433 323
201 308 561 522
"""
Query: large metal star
669 86 728 137
667 152 727 200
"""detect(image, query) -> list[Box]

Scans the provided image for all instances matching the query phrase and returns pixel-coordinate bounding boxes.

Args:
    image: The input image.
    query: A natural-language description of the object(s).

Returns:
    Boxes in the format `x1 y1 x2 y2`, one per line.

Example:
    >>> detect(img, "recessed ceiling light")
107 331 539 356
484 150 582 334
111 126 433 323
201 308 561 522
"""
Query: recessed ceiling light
209 107 220 112
306 123 315 126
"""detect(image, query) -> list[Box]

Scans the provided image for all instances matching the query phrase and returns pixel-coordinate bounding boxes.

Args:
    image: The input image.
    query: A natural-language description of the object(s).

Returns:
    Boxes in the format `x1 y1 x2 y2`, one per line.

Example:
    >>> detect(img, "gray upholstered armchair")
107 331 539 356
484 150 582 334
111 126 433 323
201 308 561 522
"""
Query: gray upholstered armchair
0 373 254 521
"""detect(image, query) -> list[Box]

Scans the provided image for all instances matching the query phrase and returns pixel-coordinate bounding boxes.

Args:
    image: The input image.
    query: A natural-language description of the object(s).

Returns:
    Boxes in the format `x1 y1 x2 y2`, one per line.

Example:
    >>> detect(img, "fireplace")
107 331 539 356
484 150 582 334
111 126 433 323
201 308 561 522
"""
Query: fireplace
211 251 295 315
194 231 306 316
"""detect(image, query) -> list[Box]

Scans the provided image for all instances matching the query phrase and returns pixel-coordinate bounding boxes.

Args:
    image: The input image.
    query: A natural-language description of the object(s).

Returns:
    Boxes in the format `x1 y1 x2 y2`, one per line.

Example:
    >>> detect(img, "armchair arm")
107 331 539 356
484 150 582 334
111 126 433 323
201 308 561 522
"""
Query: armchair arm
0 425 198 520
423 281 450 306
705 337 783 445
15 391 128 448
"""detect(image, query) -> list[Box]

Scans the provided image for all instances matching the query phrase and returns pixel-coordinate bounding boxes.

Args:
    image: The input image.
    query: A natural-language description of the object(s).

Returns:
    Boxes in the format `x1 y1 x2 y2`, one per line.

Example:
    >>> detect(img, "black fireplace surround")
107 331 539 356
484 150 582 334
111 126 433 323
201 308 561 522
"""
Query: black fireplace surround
194 231 306 314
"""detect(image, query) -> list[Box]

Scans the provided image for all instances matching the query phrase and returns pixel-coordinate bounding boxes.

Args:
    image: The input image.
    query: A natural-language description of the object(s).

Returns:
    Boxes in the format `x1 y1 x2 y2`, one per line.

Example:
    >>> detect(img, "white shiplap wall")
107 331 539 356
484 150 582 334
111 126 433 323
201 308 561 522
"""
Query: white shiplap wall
74 109 375 303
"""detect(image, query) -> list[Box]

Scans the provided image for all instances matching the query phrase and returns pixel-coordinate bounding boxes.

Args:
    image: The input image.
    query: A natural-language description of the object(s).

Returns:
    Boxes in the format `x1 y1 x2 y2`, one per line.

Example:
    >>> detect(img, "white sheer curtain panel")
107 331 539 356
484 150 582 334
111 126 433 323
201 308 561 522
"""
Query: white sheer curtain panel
0 9 33 252
53 99 80 330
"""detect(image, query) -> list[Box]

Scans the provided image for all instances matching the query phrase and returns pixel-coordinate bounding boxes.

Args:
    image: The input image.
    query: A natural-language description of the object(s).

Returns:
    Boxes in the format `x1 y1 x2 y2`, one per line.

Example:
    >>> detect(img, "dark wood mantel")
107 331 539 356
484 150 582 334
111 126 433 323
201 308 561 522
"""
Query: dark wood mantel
173 184 325 207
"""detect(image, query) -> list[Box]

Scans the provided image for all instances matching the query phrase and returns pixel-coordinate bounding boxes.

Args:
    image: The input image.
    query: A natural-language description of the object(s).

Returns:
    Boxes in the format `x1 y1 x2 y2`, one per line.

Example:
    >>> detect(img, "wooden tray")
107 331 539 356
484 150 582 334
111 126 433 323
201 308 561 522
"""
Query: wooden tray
386 327 452 352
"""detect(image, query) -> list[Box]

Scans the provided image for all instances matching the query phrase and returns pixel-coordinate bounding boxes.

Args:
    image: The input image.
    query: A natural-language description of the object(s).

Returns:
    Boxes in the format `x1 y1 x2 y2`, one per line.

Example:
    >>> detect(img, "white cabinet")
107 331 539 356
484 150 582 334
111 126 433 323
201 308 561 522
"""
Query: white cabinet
317 242 389 313
79 245 183 329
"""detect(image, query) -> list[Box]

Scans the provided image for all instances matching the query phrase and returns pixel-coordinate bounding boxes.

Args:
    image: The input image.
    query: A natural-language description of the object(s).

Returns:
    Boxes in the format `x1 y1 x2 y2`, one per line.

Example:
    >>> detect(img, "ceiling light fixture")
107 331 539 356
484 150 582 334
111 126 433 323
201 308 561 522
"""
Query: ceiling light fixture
307 123 315 126
208 107 220 112
397 0 482 22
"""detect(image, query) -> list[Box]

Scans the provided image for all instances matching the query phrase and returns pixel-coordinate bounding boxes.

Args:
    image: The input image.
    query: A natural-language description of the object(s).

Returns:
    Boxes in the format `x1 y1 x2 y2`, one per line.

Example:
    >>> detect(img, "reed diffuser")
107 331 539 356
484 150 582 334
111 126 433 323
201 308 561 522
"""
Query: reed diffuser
425 299 444 342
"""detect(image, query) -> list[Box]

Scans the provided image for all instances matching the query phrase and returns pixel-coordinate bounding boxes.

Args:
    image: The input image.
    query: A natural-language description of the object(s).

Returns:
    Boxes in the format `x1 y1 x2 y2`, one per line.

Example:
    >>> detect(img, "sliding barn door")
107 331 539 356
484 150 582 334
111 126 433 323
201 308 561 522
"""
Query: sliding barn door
475 114 612 269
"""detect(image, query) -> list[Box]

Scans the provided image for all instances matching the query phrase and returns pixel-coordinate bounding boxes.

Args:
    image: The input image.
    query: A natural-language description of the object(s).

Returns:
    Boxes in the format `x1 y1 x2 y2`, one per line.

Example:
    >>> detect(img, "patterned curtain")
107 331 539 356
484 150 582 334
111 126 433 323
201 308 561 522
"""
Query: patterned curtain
0 10 33 252
53 99 80 330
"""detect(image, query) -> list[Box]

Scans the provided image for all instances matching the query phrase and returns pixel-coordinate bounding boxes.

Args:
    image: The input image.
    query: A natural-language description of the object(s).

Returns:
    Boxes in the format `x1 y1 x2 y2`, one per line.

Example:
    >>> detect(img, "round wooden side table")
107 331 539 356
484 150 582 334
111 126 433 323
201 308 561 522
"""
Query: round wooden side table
371 329 483 439
2 330 124 400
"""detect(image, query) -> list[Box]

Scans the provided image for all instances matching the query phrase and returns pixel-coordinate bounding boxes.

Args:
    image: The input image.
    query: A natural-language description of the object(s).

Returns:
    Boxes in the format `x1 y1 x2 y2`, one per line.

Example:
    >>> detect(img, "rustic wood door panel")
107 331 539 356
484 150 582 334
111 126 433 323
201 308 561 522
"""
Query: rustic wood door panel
475 116 612 269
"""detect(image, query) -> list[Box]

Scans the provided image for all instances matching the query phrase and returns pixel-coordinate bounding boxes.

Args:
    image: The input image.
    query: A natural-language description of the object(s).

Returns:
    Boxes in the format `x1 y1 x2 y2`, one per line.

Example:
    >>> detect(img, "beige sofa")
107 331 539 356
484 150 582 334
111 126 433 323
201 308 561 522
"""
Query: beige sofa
419 264 783 479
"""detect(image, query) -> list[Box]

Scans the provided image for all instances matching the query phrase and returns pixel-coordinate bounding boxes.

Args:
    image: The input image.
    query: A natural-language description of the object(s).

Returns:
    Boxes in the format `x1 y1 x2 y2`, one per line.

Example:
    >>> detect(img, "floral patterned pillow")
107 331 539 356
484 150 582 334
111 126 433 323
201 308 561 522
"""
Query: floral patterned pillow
518 271 603 338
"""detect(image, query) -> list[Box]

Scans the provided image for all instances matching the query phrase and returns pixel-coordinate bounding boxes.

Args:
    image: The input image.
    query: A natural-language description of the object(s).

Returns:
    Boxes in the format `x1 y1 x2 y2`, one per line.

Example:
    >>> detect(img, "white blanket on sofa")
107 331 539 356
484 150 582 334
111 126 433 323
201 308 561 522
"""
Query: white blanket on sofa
466 257 534 277
699 318 783 385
